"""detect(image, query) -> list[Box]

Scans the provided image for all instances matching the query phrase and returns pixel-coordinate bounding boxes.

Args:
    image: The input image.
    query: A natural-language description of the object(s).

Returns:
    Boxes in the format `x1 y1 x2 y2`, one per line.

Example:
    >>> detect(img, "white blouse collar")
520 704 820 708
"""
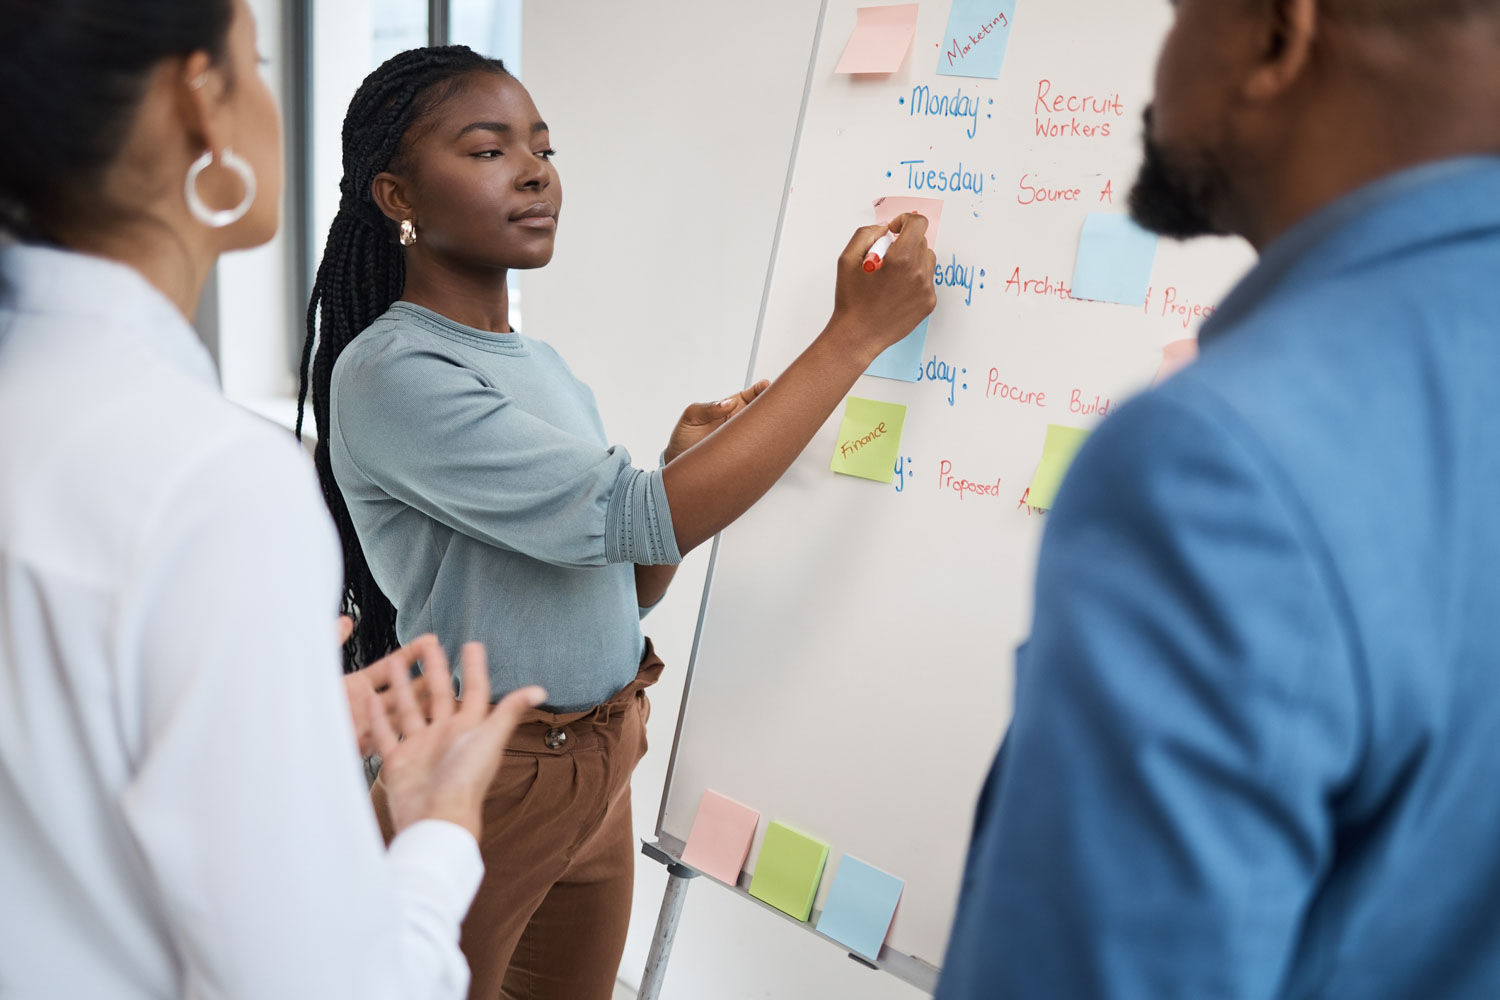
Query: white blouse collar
1 242 219 388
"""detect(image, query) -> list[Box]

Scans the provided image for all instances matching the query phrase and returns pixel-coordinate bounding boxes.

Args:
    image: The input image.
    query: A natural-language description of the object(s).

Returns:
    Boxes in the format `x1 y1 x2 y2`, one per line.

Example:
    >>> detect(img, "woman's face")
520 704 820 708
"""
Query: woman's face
212 0 283 250
384 71 563 271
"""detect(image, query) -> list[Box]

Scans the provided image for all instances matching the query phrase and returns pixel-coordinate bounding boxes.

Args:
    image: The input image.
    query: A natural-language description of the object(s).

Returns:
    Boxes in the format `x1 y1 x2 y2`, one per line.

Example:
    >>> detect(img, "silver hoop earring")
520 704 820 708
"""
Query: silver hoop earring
399 219 417 246
185 148 256 228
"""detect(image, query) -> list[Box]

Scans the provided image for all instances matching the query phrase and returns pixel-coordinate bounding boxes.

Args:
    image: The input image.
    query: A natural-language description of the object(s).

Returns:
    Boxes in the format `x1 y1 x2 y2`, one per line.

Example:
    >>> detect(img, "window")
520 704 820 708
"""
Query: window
452 0 522 72
372 0 430 65
308 0 524 337
310 0 430 297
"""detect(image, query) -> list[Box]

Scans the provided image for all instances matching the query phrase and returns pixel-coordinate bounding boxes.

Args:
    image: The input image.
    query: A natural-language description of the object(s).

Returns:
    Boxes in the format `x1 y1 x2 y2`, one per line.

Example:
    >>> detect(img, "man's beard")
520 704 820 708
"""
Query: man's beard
1129 108 1234 240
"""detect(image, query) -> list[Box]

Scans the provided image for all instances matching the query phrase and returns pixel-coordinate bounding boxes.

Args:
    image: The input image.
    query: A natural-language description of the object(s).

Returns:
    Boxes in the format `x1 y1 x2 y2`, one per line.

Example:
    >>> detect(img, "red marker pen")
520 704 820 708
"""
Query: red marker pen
862 233 896 273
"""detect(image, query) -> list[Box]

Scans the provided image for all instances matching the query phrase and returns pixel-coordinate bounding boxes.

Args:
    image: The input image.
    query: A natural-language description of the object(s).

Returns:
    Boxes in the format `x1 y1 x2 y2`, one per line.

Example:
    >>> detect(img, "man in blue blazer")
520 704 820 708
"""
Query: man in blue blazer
939 1 1500 996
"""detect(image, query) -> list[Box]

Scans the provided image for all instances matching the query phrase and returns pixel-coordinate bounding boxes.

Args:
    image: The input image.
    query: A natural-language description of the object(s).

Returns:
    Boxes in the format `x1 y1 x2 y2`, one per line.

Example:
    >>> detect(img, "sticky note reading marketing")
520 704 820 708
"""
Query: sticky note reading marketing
680 790 760 886
936 0 1018 79
1028 424 1091 511
815 855 905 962
830 397 907 484
865 317 930 382
1070 213 1159 307
747 821 830 922
834 4 921 75
873 196 944 250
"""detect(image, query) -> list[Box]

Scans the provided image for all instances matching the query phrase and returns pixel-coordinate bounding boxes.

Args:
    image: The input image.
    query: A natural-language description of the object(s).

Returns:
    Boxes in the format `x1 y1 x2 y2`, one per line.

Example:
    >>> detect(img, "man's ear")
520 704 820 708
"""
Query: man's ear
371 171 413 224
1244 0 1319 102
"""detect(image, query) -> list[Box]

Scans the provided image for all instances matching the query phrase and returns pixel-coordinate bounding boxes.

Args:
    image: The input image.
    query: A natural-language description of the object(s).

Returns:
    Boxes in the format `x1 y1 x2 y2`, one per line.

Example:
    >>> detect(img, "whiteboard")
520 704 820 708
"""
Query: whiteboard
655 0 1255 986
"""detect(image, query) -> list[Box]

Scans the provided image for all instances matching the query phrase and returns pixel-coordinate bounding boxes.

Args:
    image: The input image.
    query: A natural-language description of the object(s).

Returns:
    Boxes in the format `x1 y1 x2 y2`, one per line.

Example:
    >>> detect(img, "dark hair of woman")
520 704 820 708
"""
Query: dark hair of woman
0 0 234 246
297 45 509 671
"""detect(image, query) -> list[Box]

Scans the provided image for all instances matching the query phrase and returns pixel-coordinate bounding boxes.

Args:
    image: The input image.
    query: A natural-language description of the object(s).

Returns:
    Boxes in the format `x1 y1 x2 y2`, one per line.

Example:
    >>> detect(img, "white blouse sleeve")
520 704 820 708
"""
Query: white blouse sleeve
115 427 480 1000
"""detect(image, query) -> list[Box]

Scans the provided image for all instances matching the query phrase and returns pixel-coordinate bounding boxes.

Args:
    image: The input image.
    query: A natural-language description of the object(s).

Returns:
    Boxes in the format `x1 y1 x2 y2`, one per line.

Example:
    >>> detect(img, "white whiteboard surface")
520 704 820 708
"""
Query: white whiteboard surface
657 0 1255 982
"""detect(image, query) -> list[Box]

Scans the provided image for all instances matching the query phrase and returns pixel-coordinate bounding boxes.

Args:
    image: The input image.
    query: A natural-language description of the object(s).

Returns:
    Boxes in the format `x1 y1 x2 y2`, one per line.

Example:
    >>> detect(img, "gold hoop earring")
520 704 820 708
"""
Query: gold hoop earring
399 219 417 246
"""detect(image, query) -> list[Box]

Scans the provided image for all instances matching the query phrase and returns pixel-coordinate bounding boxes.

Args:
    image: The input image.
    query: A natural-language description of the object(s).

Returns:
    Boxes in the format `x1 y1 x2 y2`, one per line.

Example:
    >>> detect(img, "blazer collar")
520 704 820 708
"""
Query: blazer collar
1201 156 1500 344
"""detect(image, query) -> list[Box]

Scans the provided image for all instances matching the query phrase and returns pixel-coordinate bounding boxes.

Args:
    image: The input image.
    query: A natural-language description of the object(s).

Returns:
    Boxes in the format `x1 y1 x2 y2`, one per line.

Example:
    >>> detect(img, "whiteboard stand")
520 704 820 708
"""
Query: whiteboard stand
637 838 941 997
636 842 699 1000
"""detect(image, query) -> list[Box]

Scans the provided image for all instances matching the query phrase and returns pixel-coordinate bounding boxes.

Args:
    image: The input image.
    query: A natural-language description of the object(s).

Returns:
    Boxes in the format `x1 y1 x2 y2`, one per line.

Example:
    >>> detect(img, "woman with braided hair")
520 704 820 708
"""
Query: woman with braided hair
299 45 936 999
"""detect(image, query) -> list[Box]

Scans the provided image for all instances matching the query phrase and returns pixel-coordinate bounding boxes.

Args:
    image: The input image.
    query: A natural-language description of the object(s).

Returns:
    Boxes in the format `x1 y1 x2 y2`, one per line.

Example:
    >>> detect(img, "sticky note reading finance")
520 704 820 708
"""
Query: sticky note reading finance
873 196 944 250
830 397 907 484
680 790 760 886
1028 424 1091 511
748 821 830 922
834 4 921 75
1071 213 1159 307
936 0 1018 80
815 855 905 962
865 317 930 382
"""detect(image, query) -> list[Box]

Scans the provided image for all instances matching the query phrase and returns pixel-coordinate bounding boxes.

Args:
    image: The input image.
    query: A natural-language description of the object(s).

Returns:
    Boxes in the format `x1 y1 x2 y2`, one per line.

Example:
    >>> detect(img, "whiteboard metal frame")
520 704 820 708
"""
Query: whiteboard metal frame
645 0 943 992
640 837 941 994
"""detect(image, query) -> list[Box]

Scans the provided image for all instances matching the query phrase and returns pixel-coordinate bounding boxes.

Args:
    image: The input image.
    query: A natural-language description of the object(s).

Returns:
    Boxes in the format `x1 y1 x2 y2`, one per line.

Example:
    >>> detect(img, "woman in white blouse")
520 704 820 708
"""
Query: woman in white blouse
0 1 542 997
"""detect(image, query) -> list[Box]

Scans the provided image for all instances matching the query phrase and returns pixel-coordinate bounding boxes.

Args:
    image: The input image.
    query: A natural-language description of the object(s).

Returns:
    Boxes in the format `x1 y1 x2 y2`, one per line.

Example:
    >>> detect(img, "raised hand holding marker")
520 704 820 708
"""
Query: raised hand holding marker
863 232 897 272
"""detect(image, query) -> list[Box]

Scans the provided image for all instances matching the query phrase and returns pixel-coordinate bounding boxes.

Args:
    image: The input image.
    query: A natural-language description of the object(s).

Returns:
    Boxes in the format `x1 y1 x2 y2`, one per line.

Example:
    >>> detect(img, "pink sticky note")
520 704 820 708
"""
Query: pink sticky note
680 790 760 886
1153 338 1198 386
835 4 921 75
873 196 945 250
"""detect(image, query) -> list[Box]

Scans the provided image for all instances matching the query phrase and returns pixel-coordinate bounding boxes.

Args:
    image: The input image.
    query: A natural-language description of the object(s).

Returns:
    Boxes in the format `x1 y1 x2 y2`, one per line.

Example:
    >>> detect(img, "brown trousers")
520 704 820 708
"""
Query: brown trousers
372 644 663 1000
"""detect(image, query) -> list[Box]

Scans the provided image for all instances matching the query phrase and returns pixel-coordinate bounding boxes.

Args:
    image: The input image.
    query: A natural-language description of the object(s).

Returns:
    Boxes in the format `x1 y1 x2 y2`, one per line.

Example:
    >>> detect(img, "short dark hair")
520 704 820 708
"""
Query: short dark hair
0 0 235 242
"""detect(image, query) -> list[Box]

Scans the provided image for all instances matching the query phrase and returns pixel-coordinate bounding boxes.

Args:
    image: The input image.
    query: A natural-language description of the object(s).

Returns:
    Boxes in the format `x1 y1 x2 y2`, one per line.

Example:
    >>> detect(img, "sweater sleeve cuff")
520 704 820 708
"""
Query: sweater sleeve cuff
604 463 683 566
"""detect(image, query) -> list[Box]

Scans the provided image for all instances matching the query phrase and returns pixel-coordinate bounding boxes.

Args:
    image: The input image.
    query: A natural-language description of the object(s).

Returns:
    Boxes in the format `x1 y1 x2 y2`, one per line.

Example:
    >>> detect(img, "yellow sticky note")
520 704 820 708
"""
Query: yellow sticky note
830 397 907 484
748 821 830 922
1028 424 1091 511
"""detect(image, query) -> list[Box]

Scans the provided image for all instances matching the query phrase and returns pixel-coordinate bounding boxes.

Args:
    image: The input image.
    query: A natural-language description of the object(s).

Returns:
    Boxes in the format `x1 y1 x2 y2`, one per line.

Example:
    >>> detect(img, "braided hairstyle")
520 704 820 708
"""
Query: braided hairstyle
298 45 508 672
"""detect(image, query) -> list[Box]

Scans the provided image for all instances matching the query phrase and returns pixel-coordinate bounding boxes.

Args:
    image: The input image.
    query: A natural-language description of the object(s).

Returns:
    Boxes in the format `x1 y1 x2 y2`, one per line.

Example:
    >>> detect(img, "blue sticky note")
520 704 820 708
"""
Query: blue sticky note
936 0 1018 79
815 855 904 962
865 317 930 382
1070 213 1159 307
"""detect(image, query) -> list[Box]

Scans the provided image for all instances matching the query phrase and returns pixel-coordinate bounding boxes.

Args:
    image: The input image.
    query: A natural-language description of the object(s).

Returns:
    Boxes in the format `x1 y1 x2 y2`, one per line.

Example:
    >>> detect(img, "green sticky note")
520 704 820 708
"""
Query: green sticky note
1028 424 1092 511
830 397 907 483
748 821 830 922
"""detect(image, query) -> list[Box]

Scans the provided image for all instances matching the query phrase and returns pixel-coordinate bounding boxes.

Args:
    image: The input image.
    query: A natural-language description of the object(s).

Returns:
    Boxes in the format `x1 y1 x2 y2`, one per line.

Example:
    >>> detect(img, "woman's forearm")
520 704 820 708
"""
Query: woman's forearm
662 317 877 554
661 214 937 557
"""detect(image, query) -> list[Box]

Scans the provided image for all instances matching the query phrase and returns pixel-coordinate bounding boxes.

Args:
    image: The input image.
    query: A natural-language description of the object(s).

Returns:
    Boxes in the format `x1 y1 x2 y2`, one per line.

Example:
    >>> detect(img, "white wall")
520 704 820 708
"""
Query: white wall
521 3 924 997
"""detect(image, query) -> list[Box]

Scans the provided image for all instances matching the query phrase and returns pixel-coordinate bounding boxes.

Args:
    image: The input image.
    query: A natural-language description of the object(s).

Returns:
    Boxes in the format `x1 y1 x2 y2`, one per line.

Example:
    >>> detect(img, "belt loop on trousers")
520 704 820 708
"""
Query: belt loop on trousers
593 701 615 725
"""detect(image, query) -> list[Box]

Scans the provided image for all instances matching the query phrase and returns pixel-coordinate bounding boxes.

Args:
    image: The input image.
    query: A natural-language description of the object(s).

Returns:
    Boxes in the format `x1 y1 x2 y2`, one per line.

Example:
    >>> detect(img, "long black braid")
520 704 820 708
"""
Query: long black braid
297 45 508 672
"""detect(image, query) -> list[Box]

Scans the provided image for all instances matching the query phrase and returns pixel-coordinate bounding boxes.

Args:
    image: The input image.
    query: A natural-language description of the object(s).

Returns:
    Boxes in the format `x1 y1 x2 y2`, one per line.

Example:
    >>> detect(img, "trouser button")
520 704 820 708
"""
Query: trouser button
544 728 568 749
